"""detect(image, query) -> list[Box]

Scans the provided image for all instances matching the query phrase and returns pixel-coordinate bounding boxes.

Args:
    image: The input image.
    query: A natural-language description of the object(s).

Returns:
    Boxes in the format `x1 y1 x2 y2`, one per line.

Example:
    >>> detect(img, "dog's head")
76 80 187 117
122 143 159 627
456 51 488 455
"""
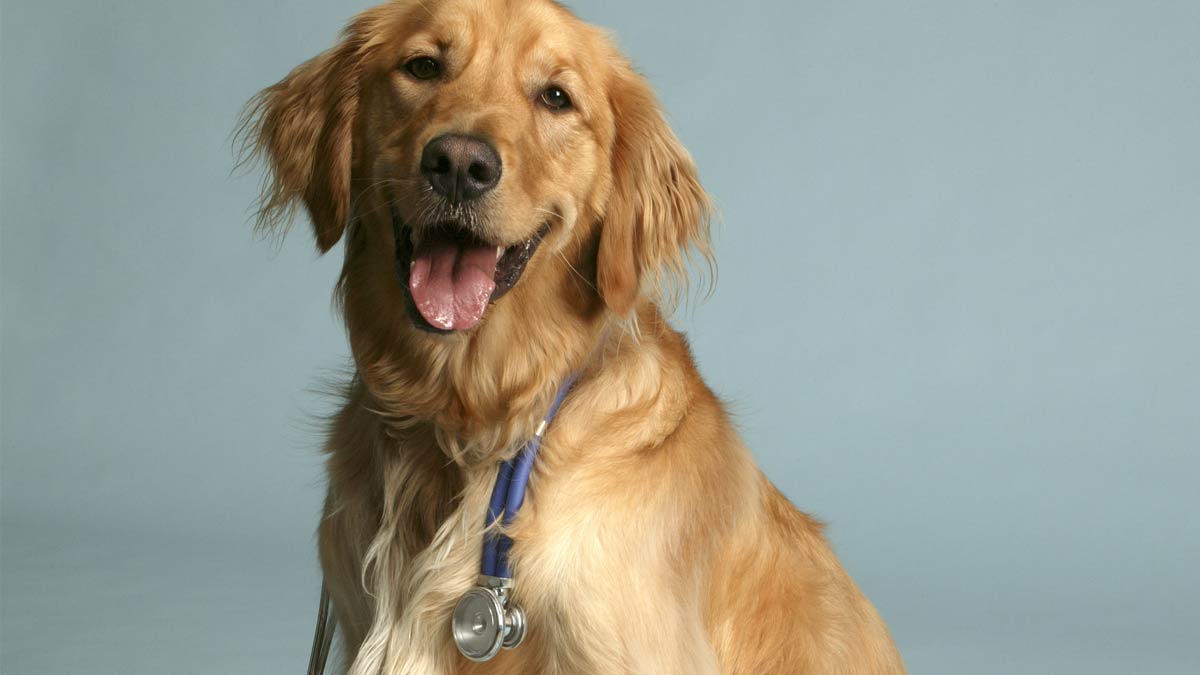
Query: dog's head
241 0 710 413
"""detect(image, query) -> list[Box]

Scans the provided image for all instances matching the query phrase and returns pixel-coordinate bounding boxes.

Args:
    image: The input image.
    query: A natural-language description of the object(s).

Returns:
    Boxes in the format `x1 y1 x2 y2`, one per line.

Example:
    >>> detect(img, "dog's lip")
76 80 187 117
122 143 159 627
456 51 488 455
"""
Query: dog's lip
391 207 551 333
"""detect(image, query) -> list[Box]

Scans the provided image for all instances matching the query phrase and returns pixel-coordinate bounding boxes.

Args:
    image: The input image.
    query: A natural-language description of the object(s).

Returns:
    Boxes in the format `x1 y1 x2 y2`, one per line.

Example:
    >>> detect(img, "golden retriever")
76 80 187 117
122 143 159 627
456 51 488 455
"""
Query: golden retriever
241 0 904 672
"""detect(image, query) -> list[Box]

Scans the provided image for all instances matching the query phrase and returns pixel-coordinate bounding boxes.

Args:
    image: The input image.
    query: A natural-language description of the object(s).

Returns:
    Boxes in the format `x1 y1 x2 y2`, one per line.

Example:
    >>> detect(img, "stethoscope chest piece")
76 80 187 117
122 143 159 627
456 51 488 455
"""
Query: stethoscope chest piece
452 576 526 662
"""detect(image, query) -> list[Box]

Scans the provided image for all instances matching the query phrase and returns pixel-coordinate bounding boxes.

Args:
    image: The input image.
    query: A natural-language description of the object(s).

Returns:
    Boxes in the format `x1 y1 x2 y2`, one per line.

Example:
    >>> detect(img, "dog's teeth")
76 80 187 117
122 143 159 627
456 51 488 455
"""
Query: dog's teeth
496 246 505 260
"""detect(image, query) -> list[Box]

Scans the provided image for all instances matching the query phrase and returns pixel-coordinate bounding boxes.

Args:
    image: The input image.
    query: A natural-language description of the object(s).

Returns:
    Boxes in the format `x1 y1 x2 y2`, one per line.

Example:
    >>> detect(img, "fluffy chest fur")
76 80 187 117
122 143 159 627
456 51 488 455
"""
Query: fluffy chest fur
321 329 737 674
317 327 903 675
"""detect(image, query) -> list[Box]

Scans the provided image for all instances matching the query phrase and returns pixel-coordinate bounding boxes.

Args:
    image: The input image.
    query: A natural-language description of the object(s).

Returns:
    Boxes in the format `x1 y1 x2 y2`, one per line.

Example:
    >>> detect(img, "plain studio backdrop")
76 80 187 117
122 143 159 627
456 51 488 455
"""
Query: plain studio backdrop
2 0 1198 673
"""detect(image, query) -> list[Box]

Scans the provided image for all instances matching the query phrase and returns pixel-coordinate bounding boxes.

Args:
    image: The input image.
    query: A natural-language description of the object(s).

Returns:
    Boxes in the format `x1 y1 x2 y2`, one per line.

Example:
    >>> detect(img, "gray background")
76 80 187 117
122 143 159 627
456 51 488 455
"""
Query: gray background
2 0 1198 673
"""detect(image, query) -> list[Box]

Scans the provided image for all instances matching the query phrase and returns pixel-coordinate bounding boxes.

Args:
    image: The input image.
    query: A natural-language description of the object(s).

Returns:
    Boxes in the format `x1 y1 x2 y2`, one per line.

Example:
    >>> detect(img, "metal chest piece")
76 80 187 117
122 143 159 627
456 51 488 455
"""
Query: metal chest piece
452 576 526 662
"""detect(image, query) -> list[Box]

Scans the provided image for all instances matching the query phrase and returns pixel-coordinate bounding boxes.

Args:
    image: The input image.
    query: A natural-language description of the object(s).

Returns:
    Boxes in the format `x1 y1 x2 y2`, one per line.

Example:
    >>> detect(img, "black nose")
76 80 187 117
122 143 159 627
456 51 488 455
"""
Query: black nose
419 134 502 203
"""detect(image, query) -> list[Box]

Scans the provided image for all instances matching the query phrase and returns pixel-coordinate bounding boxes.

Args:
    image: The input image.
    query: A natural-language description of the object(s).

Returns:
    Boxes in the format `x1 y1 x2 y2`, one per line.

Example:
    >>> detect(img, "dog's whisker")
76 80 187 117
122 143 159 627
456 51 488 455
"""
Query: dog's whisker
530 207 562 221
556 250 596 292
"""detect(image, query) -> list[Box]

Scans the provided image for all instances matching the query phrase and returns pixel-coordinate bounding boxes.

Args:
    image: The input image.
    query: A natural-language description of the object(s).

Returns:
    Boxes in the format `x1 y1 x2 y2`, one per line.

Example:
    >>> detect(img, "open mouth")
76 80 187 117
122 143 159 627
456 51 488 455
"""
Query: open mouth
392 206 550 333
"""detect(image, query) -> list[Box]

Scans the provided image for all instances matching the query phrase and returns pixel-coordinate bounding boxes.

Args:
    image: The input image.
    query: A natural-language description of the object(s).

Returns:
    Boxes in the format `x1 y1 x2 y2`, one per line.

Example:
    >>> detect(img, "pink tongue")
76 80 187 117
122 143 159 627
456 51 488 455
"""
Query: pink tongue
408 240 498 330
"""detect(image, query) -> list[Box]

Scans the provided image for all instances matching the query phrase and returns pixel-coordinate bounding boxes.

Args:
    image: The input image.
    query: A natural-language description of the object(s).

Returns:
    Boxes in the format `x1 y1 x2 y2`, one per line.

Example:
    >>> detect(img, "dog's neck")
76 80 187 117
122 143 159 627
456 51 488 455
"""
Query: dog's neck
354 304 623 467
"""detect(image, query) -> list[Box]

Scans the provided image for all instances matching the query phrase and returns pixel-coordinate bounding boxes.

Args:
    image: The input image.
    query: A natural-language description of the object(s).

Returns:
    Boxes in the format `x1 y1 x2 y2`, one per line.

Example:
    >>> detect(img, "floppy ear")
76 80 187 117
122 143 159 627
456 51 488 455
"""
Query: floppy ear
597 68 713 317
238 26 366 253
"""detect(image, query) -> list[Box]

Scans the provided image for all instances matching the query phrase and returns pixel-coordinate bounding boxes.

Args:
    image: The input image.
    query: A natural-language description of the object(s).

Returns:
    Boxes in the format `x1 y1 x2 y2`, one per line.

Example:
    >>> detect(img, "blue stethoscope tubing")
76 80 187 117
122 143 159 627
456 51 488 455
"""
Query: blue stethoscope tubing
481 374 577 579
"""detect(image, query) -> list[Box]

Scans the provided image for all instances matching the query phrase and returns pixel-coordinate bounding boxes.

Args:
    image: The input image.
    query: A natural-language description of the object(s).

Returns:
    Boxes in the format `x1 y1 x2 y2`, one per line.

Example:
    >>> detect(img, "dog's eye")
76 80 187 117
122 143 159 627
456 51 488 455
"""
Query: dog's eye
404 56 441 80
539 86 572 111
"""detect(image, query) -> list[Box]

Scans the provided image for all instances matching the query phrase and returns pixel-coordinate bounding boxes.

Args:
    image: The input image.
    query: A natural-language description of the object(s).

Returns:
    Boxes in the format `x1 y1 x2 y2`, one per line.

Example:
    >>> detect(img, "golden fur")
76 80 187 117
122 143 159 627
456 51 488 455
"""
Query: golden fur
240 0 905 672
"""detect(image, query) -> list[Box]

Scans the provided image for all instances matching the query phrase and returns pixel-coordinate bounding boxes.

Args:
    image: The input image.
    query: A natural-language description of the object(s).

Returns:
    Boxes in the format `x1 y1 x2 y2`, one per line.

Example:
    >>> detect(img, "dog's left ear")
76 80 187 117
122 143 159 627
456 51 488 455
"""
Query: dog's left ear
597 67 713 317
238 21 369 253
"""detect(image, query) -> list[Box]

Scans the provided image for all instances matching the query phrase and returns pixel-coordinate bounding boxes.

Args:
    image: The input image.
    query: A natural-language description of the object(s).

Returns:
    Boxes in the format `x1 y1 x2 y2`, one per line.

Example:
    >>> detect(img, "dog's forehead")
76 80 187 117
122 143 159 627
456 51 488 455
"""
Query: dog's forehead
399 0 573 39
384 0 598 67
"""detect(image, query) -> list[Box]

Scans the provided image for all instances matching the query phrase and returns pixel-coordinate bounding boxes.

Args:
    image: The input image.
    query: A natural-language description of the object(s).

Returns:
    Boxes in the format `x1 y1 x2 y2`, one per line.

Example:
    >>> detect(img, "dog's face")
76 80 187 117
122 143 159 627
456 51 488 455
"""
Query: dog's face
243 0 710 399
366 0 613 332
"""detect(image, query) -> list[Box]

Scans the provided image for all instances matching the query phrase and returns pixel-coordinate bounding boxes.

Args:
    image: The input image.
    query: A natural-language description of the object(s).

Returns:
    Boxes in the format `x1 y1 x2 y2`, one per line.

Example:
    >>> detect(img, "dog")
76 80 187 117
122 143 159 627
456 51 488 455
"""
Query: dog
241 0 905 672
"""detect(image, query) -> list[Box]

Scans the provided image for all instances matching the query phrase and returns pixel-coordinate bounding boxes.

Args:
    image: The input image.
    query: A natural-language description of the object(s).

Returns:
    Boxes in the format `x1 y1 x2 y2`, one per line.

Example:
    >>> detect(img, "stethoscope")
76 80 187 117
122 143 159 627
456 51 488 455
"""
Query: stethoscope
451 374 577 661
306 584 335 675
305 375 577 672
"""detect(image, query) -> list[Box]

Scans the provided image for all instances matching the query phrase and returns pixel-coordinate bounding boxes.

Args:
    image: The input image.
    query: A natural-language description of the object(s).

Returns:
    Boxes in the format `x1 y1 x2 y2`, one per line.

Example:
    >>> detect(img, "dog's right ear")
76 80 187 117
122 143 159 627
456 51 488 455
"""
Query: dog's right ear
237 22 369 253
